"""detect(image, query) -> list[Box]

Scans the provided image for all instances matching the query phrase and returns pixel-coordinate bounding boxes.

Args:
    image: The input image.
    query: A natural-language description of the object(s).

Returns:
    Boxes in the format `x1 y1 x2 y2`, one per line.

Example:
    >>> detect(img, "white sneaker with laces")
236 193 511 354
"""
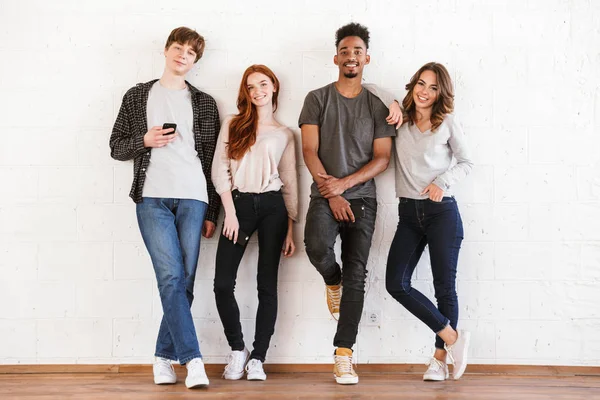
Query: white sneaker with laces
445 329 471 380
246 359 267 381
153 357 177 385
423 358 449 381
223 348 250 380
185 357 209 388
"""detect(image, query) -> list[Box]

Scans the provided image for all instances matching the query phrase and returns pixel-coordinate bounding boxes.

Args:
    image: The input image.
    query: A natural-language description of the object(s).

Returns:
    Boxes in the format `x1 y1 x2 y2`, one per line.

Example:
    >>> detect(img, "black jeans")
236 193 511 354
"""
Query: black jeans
386 197 464 349
213 190 288 362
304 196 377 349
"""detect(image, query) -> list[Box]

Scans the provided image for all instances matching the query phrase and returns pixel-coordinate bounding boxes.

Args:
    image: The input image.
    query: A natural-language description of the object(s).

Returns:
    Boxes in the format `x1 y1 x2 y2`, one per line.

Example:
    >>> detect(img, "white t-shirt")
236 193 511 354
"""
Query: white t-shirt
142 81 208 203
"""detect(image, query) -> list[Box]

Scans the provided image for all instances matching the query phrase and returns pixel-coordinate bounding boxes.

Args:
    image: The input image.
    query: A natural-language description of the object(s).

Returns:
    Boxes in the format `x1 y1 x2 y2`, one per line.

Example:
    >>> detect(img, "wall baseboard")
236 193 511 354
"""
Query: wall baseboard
1 364 598 376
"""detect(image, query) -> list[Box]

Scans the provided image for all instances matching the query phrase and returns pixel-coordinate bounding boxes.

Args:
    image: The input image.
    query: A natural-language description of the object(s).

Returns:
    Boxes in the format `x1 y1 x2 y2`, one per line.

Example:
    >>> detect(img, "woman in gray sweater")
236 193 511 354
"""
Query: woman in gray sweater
384 62 473 382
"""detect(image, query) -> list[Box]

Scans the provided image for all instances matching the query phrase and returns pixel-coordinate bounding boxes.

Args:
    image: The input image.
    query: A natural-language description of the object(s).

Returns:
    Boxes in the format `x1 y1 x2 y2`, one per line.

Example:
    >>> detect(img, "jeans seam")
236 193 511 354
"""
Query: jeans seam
155 352 177 361
179 352 202 365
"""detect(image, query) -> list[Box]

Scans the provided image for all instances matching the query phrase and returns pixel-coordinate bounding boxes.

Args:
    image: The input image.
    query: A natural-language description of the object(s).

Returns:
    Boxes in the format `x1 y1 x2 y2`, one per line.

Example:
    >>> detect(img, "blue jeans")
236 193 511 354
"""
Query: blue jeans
136 197 207 364
386 197 463 350
304 196 377 349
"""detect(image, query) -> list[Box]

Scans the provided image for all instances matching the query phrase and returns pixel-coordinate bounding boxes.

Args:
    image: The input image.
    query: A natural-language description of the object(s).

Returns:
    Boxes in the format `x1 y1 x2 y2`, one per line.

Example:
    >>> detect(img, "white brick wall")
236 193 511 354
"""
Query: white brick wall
0 0 598 366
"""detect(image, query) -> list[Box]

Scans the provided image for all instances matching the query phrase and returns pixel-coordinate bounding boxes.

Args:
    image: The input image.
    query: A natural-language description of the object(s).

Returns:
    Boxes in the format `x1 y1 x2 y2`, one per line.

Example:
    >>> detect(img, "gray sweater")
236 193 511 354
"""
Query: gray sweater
365 84 473 199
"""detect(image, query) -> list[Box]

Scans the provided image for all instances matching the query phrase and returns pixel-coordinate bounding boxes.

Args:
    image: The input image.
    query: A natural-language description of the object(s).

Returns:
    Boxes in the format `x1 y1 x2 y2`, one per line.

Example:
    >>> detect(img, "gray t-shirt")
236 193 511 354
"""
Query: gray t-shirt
298 83 395 199
142 81 208 203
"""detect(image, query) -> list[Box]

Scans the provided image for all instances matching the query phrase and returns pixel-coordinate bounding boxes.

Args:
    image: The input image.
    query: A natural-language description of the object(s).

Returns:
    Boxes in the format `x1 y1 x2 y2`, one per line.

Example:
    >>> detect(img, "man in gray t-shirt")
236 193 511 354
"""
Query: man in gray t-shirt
299 82 394 199
298 22 396 385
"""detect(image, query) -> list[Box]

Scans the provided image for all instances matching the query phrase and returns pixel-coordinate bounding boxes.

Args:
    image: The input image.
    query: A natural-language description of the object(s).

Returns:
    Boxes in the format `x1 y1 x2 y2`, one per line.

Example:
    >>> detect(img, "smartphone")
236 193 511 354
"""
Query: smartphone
350 202 365 220
162 123 177 135
235 229 250 246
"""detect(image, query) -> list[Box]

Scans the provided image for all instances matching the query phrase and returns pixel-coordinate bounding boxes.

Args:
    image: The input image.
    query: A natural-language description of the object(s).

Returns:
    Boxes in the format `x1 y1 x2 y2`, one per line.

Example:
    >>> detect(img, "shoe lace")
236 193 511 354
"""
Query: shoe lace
155 357 173 374
246 359 263 373
327 286 341 308
444 343 456 366
224 351 246 375
425 358 444 372
334 355 353 375
187 358 204 374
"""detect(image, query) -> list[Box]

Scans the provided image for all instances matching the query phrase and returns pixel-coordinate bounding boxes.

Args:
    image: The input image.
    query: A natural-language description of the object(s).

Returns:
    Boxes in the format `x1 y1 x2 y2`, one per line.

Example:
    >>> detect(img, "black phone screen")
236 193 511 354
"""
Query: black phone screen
162 123 177 135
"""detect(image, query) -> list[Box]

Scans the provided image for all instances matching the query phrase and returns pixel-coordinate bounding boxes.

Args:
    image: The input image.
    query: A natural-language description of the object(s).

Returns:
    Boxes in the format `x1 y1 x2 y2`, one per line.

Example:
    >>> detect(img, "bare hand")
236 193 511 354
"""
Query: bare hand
202 221 216 239
222 213 239 242
143 126 178 148
282 232 295 257
421 183 444 202
386 101 403 129
328 196 355 222
317 173 348 198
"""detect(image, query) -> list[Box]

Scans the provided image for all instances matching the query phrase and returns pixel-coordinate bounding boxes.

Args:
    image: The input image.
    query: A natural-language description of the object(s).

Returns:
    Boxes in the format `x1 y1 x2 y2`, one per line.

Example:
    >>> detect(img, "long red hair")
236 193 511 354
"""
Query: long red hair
228 65 280 160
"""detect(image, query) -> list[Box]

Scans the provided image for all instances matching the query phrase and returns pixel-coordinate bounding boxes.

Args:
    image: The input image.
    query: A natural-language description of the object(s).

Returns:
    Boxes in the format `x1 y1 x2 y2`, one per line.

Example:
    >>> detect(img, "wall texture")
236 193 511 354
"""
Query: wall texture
0 0 599 366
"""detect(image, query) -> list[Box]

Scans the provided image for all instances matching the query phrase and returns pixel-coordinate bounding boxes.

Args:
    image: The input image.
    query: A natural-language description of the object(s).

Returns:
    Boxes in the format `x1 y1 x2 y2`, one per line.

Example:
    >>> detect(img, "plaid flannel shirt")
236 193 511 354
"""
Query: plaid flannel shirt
109 79 222 223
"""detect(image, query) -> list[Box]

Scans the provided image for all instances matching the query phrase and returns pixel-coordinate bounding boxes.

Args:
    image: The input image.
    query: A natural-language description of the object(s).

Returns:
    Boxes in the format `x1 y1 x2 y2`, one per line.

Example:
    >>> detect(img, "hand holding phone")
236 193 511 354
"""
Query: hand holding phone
143 125 178 148
162 123 177 136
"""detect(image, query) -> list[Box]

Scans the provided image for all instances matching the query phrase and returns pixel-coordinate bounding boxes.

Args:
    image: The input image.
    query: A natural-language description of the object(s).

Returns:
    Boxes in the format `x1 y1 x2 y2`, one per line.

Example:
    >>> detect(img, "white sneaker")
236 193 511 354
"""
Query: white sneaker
445 329 471 380
185 358 209 388
223 348 250 380
423 358 449 381
153 357 177 385
246 359 267 381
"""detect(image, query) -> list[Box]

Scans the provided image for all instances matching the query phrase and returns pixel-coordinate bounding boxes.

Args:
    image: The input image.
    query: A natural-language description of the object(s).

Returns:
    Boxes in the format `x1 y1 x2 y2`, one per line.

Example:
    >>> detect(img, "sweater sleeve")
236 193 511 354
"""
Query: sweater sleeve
433 115 474 190
211 116 234 195
363 83 397 109
278 130 299 222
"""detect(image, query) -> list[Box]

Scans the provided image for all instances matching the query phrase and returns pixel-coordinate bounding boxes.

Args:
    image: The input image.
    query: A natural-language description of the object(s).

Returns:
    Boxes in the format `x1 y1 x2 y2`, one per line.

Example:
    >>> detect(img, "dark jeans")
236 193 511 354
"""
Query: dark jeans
214 190 288 362
304 196 377 349
386 197 464 349
136 198 207 364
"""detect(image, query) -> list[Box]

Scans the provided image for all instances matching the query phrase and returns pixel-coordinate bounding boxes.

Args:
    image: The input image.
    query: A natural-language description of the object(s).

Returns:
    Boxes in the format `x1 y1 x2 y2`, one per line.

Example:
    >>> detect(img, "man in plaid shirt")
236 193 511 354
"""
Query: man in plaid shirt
109 26 220 389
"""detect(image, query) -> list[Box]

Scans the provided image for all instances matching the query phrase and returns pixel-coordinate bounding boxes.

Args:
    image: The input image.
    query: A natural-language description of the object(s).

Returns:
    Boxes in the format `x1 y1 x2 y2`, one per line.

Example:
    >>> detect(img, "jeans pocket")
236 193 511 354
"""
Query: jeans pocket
426 196 454 205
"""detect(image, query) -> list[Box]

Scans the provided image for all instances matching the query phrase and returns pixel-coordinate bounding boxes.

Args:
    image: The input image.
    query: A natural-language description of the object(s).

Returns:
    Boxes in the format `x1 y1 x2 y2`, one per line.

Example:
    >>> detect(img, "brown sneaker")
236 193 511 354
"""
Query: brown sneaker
333 347 358 385
325 284 342 320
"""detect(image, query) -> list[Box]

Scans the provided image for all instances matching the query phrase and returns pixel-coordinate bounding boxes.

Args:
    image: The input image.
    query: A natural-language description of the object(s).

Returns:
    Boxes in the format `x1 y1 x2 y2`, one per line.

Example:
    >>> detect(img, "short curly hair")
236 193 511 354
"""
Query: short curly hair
335 22 370 50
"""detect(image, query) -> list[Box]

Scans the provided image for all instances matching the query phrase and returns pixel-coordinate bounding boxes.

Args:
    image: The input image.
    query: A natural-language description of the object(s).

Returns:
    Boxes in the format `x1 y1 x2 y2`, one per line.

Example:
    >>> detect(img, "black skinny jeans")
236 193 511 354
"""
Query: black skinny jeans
213 190 288 362
304 196 377 349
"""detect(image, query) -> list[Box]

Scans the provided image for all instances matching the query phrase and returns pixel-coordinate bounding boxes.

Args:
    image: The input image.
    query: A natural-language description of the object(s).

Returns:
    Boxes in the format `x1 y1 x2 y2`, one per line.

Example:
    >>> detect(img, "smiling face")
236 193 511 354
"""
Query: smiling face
164 41 197 76
246 72 277 108
334 36 370 79
412 70 439 110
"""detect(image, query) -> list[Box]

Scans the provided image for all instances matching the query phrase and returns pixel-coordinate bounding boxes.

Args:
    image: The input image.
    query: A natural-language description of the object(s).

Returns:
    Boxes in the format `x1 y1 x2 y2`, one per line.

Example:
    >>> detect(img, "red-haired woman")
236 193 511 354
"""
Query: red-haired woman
211 65 297 381
375 63 473 381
